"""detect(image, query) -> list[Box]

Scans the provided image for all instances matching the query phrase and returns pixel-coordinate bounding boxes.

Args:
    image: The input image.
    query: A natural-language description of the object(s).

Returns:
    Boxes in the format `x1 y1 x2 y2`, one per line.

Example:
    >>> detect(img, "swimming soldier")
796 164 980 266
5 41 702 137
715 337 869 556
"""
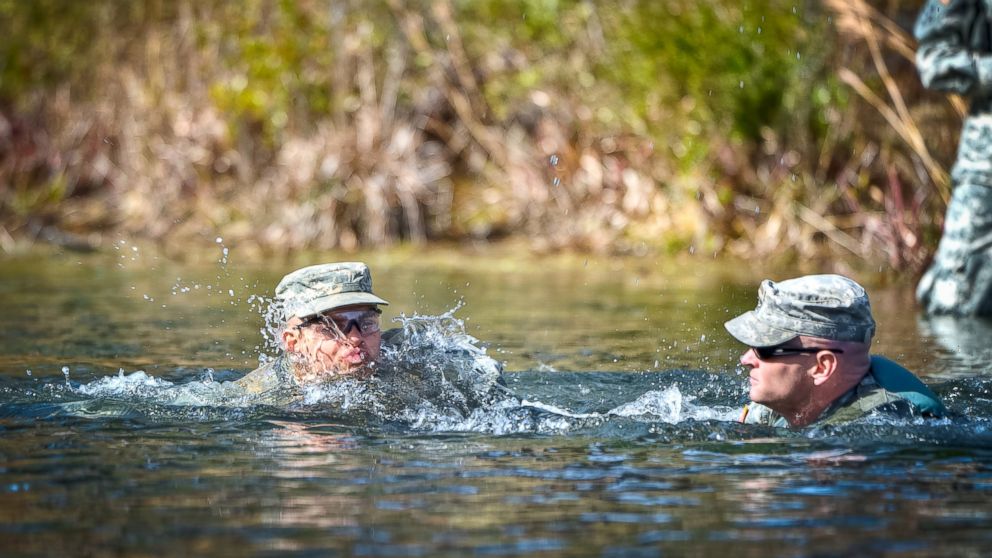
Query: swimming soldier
227 261 508 411
231 262 392 402
726 275 947 427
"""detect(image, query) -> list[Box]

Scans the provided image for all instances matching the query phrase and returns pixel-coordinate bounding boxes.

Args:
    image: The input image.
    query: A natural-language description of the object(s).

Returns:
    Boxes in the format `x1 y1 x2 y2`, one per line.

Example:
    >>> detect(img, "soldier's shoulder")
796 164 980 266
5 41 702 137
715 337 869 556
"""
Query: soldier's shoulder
231 357 285 395
819 373 920 425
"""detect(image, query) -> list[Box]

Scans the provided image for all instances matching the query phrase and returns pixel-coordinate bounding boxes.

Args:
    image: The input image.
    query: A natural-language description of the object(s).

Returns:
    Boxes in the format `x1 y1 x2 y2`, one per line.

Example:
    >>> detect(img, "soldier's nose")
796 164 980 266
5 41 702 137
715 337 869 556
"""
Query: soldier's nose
740 348 758 367
345 328 363 341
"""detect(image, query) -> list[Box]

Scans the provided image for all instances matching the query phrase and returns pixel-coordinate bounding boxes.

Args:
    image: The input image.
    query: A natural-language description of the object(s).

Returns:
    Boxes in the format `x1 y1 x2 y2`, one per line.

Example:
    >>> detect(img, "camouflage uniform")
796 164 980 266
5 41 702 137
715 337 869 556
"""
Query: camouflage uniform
725 275 946 427
915 0 992 316
223 354 299 406
741 356 946 427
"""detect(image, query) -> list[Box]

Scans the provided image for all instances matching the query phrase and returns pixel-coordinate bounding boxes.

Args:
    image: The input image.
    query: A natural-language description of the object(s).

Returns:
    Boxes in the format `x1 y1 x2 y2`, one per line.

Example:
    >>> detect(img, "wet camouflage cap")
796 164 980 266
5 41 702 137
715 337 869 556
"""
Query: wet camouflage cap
724 274 876 347
275 262 389 320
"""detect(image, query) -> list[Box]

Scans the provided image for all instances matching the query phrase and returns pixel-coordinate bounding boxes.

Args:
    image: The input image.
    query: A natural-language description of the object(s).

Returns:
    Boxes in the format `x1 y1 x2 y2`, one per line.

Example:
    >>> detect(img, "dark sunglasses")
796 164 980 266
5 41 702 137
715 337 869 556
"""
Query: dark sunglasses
752 345 844 360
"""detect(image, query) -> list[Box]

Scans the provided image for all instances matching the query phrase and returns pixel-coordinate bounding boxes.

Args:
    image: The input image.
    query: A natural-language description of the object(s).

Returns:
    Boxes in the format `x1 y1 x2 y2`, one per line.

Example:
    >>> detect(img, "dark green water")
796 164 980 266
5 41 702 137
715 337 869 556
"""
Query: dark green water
2 247 992 557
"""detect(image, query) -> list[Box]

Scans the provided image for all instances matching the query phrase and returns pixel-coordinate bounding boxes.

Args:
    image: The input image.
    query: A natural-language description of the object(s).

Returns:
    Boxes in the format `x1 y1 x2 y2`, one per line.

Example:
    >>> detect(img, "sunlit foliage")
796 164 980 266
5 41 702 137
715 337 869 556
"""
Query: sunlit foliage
0 0 949 271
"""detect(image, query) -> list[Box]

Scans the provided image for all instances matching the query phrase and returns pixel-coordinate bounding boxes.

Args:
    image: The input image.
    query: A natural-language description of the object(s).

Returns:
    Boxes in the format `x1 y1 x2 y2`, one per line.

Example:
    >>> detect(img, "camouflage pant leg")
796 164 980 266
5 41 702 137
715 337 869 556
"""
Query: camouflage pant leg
917 182 992 316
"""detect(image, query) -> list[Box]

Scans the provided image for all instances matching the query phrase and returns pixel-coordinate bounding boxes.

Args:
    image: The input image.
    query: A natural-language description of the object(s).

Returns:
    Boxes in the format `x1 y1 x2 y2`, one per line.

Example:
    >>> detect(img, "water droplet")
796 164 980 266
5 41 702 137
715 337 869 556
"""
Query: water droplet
25 369 32 376
215 237 223 244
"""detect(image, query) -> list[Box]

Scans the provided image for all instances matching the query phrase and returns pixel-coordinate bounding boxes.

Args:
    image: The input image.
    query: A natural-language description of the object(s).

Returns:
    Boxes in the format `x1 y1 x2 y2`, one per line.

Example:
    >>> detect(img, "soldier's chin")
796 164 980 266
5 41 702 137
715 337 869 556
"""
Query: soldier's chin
334 360 375 379
294 361 369 385
349 365 375 380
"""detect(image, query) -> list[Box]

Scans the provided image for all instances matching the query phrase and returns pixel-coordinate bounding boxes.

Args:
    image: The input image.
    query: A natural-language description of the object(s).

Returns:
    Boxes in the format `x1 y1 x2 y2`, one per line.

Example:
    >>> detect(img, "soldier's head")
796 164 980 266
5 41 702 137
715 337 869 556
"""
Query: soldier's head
275 262 389 382
724 274 875 424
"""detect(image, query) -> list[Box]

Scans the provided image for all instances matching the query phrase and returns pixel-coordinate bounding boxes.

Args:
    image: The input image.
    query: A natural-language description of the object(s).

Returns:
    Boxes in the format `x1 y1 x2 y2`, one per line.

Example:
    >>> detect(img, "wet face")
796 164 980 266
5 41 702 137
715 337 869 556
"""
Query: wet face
283 304 383 383
739 343 816 413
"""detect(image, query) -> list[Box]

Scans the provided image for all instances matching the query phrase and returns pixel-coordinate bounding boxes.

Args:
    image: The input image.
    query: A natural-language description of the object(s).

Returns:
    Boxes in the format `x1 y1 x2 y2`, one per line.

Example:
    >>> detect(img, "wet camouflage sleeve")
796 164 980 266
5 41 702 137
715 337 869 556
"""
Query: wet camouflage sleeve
915 0 992 316
915 0 992 95
740 403 788 427
224 356 299 406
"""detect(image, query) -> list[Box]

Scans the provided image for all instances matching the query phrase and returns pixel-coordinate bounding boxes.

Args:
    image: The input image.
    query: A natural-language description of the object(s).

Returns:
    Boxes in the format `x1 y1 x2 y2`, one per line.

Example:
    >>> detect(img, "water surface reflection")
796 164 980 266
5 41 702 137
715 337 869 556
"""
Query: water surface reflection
2 250 991 556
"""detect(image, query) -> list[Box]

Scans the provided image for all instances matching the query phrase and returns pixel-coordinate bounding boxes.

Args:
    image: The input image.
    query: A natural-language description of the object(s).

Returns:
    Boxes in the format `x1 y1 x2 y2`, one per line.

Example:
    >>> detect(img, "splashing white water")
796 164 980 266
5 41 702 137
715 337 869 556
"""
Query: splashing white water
298 306 510 421
62 306 737 432
607 386 737 423
77 370 174 397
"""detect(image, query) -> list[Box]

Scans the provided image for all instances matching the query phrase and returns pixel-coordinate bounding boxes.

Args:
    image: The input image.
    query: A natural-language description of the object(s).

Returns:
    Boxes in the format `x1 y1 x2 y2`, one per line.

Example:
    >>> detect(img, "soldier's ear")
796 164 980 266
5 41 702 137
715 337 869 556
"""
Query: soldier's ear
282 328 299 352
282 317 305 352
810 350 839 386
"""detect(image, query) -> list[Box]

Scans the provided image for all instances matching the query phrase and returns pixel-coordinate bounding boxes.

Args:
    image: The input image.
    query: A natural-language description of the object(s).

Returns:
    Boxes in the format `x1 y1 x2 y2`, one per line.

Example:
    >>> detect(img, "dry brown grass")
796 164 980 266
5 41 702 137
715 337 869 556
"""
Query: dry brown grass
0 0 963 276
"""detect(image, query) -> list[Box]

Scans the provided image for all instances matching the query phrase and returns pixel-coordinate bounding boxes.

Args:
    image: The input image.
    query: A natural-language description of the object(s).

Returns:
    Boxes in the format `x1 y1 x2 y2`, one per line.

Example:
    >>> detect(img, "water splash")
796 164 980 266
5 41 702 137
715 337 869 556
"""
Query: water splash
17 310 943 439
4 363 986 443
607 386 737 423
77 369 174 397
248 292 284 360
299 305 511 423
216 237 230 266
46 308 743 434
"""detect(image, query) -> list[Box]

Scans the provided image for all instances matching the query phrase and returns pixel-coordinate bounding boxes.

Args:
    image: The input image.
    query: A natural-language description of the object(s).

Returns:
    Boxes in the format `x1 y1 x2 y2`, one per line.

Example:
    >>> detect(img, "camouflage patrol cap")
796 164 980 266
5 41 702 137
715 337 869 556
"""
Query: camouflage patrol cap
724 274 876 347
275 262 389 320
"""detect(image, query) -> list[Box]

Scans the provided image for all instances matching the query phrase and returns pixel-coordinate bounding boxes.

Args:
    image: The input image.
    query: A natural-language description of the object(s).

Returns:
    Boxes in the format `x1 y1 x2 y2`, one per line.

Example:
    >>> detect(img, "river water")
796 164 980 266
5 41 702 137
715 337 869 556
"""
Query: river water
2 247 992 556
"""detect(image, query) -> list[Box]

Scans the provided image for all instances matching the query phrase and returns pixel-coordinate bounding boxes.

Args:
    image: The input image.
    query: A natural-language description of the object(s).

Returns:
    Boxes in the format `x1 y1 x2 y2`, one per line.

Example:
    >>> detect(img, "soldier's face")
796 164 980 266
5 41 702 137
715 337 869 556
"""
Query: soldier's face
287 305 383 381
739 346 815 412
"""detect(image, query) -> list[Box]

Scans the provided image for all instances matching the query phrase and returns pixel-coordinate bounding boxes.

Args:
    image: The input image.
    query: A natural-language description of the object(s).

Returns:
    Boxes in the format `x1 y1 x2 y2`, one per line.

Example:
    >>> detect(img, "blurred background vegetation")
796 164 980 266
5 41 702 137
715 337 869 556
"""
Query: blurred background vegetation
0 0 960 273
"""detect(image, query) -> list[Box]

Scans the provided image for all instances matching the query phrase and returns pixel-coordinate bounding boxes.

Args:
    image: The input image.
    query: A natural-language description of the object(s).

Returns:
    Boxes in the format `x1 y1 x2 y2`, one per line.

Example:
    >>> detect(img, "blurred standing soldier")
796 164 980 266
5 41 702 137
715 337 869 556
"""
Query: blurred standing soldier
915 0 992 315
